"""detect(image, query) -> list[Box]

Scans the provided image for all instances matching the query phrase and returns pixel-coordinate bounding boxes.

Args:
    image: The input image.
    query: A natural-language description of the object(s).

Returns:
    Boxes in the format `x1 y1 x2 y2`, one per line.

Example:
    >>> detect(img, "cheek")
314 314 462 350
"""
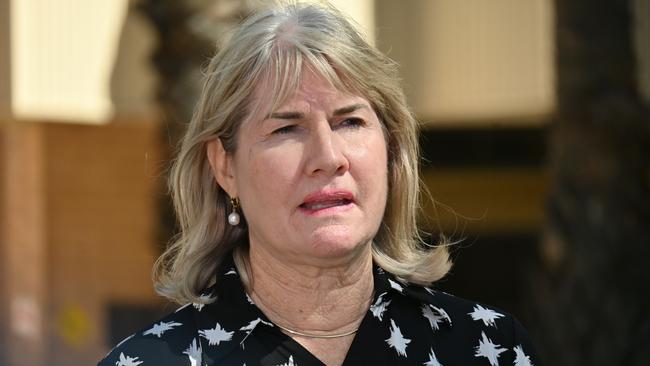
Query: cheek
236 147 300 205
350 134 389 199
357 133 388 173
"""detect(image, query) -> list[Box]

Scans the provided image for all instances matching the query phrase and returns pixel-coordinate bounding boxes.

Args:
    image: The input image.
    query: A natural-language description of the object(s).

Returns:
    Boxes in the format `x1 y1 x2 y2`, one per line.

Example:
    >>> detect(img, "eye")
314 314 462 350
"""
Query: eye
338 117 365 129
272 125 297 135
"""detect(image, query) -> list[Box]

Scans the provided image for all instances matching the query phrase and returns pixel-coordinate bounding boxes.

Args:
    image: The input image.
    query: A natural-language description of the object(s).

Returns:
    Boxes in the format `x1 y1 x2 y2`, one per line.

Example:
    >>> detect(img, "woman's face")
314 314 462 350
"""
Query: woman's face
224 70 388 266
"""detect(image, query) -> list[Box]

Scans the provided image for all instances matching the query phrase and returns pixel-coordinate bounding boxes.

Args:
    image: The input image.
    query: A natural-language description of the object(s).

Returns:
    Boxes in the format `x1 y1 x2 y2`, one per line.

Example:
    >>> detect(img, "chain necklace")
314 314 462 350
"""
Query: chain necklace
274 323 359 339
249 285 372 339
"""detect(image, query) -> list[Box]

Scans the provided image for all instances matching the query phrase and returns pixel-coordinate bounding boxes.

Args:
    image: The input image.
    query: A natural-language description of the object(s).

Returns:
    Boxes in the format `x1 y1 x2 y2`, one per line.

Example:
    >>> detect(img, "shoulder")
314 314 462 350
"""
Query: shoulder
424 289 509 325
400 284 541 364
427 289 522 334
98 303 201 366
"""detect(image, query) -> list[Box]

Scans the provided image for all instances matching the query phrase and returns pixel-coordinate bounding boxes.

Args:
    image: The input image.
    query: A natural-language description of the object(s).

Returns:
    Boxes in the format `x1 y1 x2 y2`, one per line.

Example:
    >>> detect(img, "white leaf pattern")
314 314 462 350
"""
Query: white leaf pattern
386 319 411 357
513 345 534 366
370 292 391 321
388 279 404 293
431 306 452 326
143 321 183 337
100 264 539 366
474 331 507 366
275 355 296 366
183 338 202 366
192 294 213 312
116 352 143 366
423 348 443 366
468 305 504 327
199 323 234 346
421 305 446 331
239 318 274 349
240 318 274 334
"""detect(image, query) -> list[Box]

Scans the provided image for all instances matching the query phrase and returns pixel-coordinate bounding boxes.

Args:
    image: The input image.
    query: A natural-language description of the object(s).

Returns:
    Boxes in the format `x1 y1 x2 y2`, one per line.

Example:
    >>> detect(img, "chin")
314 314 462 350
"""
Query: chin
307 230 371 260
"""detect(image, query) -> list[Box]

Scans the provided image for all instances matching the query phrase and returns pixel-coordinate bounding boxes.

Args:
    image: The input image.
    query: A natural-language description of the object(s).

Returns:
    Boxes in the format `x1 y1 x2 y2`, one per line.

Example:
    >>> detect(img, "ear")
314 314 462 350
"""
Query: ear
206 138 237 198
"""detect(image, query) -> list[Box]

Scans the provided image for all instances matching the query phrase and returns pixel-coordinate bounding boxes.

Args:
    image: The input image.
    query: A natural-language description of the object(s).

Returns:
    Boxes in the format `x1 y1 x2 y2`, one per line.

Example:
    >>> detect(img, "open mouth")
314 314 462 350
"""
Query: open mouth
299 198 353 211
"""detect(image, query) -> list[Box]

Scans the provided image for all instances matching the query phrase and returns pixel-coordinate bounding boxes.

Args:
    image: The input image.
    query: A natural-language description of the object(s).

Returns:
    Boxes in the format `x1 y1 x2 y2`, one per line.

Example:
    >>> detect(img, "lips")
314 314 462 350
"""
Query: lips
300 198 352 210
299 190 354 212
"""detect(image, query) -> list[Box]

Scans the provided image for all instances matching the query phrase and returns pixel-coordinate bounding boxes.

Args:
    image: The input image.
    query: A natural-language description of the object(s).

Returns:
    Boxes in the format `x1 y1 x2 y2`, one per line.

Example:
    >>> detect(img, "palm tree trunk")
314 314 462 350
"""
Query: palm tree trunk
534 0 650 364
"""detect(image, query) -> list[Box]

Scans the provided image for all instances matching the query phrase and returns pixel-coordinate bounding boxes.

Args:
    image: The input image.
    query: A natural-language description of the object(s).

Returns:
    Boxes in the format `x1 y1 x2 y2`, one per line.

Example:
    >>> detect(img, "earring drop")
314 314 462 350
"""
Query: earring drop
228 197 240 226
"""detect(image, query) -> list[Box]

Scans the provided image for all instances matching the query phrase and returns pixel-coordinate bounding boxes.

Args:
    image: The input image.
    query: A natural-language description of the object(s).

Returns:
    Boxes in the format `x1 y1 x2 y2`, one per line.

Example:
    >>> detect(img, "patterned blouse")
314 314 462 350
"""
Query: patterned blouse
99 257 540 365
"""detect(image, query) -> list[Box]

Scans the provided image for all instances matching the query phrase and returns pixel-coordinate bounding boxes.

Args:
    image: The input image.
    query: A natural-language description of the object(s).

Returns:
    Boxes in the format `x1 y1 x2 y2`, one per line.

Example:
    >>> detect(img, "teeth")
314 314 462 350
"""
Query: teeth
303 199 349 210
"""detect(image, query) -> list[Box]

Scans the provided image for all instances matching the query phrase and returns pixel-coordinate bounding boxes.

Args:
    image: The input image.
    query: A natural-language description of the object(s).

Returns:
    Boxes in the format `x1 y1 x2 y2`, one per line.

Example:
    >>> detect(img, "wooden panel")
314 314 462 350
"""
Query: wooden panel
0 121 5 365
0 119 166 366
43 120 164 365
1 123 47 366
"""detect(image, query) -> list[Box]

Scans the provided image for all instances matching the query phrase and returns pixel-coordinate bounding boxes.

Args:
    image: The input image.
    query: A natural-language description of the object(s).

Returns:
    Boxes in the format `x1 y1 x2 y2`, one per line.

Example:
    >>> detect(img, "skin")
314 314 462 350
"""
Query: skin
207 69 388 365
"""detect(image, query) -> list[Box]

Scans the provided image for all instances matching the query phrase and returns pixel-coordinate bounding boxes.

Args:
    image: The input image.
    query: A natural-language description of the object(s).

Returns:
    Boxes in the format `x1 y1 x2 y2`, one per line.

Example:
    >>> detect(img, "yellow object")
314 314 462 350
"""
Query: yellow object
57 305 92 347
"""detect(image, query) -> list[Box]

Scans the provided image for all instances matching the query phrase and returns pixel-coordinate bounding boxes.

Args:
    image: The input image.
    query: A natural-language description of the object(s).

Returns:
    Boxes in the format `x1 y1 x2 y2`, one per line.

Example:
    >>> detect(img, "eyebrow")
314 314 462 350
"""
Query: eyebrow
266 103 368 120
267 111 304 120
333 103 367 116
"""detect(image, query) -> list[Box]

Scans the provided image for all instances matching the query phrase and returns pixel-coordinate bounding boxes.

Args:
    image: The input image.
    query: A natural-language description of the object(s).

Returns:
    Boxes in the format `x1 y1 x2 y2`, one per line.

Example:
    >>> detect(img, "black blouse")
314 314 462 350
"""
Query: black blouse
99 258 540 365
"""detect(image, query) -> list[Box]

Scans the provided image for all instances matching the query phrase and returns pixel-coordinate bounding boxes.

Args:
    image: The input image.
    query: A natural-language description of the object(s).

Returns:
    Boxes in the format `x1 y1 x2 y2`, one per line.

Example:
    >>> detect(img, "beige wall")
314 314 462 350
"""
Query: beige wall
9 0 129 123
2 0 156 124
377 0 555 125
0 0 10 118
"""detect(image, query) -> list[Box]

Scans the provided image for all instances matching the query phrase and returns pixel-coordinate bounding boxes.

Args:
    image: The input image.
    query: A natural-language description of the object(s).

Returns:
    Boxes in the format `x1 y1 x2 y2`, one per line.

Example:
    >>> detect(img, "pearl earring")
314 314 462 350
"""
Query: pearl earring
228 197 240 226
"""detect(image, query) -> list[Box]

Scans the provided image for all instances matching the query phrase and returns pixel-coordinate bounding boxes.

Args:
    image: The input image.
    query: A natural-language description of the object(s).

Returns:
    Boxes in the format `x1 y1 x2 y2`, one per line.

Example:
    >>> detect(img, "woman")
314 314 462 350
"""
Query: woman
100 2 540 365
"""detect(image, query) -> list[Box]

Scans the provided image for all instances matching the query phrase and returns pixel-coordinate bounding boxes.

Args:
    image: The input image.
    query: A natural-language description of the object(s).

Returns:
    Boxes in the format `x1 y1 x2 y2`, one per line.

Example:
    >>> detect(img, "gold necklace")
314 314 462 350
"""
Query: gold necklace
248 288 372 340
274 323 359 339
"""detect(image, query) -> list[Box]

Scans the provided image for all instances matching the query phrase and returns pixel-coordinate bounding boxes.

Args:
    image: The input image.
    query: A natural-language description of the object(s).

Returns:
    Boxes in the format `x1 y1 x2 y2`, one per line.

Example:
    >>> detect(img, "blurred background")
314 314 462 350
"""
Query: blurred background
0 0 648 365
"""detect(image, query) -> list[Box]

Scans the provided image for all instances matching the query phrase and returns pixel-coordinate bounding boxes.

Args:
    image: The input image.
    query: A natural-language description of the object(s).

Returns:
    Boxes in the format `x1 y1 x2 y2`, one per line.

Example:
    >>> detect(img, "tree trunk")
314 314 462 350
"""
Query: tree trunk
137 0 257 244
534 0 650 364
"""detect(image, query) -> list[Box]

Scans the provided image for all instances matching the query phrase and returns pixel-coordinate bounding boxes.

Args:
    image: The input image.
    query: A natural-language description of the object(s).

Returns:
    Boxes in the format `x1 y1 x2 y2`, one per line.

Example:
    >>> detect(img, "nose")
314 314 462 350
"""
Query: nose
304 123 349 177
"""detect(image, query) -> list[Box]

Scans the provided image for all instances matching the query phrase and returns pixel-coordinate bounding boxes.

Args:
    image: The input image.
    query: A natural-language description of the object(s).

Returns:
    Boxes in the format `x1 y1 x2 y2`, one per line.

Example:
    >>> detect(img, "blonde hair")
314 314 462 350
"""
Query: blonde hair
154 1 451 304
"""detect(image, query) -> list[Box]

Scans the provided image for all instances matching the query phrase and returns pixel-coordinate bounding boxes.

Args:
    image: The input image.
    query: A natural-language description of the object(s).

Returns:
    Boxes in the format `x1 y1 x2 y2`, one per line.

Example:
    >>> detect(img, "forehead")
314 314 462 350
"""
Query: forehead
248 67 364 120
279 71 358 107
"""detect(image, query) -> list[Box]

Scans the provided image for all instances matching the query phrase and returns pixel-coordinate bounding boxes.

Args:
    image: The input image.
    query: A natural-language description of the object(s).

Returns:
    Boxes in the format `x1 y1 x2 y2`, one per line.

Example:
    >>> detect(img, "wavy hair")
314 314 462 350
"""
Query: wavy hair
154 1 451 304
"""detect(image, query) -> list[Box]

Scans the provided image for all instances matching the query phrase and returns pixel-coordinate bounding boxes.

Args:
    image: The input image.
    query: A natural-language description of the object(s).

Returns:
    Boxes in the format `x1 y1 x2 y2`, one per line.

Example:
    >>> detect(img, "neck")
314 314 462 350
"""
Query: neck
247 243 374 336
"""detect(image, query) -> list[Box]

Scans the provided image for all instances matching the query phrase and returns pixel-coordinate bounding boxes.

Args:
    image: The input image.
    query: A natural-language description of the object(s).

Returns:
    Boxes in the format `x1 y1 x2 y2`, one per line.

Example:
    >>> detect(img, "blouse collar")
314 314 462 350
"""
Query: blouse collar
191 255 452 362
